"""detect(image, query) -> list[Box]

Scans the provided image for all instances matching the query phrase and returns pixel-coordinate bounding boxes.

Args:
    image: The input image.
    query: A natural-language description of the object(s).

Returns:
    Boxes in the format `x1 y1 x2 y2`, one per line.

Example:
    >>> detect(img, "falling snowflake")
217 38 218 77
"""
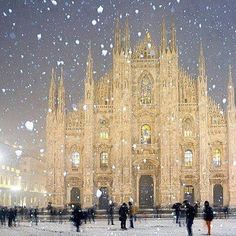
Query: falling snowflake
25 121 34 131
51 0 57 6
97 6 103 14
92 19 97 25
37 33 42 40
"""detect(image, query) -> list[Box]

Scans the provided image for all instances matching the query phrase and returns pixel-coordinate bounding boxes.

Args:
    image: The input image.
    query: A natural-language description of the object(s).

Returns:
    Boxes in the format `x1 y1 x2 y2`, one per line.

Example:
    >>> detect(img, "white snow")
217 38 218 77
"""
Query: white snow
51 0 57 6
97 6 103 14
25 121 34 131
37 34 42 40
92 19 97 25
0 219 236 236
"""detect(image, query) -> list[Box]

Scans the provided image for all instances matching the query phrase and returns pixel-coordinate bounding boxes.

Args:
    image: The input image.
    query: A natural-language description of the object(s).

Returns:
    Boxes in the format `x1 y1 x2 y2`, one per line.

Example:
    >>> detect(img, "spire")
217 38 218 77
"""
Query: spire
160 16 167 53
124 17 130 53
86 42 93 84
48 67 56 112
114 18 121 54
170 16 177 52
228 65 235 110
57 67 65 114
198 41 206 79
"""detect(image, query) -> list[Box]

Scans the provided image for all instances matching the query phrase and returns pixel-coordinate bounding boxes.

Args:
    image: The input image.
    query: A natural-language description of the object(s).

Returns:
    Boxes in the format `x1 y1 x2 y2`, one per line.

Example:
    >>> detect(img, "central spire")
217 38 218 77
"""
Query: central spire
161 16 167 53
86 42 93 84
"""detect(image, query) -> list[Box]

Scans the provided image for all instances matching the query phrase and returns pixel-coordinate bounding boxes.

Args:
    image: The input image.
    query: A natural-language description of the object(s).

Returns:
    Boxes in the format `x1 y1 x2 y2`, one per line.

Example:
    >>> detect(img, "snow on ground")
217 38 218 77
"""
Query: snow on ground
0 218 235 236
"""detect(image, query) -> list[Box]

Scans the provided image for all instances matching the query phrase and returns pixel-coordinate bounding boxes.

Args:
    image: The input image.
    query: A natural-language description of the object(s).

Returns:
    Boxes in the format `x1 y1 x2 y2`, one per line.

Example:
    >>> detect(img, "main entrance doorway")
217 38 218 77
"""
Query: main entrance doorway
139 175 154 208
184 185 194 204
70 187 80 204
213 184 223 206
98 187 109 209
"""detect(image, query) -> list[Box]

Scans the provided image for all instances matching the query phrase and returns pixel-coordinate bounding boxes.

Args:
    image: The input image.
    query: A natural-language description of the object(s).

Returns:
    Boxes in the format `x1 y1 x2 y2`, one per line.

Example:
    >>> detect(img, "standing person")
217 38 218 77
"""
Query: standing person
184 200 195 236
58 209 63 224
107 201 114 225
128 201 134 228
7 208 14 227
72 205 83 232
223 205 229 219
119 203 128 230
33 208 38 225
203 201 214 235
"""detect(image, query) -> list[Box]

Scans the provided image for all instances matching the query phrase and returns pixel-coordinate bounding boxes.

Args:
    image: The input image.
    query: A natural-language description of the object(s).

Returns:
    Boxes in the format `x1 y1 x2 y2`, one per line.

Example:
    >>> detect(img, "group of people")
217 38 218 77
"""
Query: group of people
0 206 41 227
118 201 135 230
173 200 214 236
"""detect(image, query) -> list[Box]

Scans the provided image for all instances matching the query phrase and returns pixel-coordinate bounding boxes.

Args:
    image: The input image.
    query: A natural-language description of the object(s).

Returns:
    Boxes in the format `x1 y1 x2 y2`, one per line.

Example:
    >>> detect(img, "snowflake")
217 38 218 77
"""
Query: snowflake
97 6 103 14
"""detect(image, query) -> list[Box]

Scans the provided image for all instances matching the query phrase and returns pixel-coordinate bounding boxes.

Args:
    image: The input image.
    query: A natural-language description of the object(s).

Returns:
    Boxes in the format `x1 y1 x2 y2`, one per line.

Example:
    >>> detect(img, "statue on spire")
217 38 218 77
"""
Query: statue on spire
161 16 167 53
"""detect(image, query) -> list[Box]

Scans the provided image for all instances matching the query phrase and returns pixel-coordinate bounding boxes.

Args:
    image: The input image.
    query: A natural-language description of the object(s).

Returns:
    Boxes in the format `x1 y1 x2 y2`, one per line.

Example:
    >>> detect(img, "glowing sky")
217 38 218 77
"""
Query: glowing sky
0 0 235 157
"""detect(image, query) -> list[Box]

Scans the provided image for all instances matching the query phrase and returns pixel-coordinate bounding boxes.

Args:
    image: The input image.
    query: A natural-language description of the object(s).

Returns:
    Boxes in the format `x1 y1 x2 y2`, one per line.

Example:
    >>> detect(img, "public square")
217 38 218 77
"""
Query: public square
0 218 235 236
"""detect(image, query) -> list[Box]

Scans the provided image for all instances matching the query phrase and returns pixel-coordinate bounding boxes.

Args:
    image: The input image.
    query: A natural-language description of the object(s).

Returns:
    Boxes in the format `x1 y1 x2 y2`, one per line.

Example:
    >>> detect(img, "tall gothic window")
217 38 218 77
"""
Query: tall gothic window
71 152 80 168
184 150 193 167
213 149 221 167
100 152 108 168
141 124 151 144
140 75 152 104
183 118 193 137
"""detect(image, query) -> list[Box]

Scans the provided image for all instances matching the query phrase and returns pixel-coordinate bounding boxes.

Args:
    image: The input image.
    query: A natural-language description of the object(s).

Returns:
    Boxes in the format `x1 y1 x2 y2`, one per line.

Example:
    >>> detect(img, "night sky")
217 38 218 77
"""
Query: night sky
0 0 236 158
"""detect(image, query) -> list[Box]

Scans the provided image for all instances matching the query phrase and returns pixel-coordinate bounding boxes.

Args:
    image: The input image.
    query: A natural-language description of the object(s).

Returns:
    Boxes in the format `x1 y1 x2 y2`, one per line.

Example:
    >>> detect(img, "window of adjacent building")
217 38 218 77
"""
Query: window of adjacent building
71 152 80 168
100 131 109 139
100 152 108 168
141 124 151 144
140 75 152 104
183 118 193 137
213 149 221 167
184 150 193 167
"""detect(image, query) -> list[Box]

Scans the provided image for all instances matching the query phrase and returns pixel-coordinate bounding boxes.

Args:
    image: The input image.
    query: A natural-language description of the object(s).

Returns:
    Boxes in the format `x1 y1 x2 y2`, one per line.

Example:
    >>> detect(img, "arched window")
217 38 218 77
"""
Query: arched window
100 152 108 168
71 152 80 168
213 149 221 167
100 131 109 139
140 75 152 104
184 150 193 167
183 118 193 137
141 124 151 144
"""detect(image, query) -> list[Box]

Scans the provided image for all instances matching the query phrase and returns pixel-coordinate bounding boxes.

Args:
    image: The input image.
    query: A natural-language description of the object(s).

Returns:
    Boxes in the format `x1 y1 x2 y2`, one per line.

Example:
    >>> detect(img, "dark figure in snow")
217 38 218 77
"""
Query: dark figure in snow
58 209 63 224
203 201 214 235
184 200 195 236
72 205 83 232
193 202 199 217
128 201 134 228
7 208 15 227
107 201 114 225
119 203 128 230
223 205 229 219
172 202 181 224
1 207 7 225
33 208 38 225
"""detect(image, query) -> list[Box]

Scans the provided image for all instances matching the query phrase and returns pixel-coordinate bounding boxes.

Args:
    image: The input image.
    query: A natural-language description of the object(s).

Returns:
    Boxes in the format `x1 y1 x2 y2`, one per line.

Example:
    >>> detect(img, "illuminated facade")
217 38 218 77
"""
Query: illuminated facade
0 164 21 206
46 18 236 208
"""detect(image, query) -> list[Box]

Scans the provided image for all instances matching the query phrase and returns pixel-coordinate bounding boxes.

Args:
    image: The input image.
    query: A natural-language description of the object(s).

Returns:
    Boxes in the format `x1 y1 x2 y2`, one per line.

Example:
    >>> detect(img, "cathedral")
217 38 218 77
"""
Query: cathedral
46 17 236 209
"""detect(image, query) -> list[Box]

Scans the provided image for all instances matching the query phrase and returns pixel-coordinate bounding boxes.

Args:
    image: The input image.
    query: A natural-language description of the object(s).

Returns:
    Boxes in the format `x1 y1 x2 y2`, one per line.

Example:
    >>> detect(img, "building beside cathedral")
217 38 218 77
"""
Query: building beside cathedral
46 17 236 209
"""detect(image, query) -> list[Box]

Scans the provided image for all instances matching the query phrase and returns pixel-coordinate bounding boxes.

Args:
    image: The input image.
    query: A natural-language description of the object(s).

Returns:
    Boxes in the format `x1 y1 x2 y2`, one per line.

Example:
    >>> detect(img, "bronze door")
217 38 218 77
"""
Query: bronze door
139 175 154 208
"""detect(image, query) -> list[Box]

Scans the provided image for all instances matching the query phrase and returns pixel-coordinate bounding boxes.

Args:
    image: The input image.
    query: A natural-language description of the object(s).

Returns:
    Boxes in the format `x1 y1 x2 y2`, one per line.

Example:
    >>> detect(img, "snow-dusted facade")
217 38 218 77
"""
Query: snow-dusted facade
46 18 236 208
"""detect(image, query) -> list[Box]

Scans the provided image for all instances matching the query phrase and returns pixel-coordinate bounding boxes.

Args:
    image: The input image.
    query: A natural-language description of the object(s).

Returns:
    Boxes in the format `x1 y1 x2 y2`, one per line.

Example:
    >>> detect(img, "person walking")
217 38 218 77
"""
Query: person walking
128 201 134 228
119 203 128 230
184 200 195 236
107 201 114 225
203 201 214 235
72 205 83 232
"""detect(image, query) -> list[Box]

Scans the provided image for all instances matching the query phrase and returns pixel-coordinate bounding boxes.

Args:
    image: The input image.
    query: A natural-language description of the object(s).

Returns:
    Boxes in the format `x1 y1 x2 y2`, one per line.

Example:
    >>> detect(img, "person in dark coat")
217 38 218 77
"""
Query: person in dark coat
172 203 181 224
72 205 83 232
128 201 134 228
223 205 229 219
119 203 128 230
7 208 15 227
107 201 114 225
184 200 195 236
33 208 38 225
203 201 214 235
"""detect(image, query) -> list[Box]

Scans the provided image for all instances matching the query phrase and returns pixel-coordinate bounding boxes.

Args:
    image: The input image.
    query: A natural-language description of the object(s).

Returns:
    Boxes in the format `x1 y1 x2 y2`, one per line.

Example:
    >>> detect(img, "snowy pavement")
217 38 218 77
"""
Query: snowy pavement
0 218 235 236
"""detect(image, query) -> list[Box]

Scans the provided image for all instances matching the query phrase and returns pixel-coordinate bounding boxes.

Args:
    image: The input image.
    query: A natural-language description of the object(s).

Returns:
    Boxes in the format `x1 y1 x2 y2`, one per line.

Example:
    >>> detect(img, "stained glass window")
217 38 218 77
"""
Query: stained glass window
140 75 152 104
71 152 80 168
184 150 193 167
213 149 221 167
100 152 108 168
141 124 151 144
100 131 109 139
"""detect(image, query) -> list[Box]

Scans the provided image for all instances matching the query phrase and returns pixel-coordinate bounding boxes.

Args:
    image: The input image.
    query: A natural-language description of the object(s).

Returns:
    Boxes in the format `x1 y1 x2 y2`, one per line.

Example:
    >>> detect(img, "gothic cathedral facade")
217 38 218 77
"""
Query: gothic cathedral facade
46 18 236 208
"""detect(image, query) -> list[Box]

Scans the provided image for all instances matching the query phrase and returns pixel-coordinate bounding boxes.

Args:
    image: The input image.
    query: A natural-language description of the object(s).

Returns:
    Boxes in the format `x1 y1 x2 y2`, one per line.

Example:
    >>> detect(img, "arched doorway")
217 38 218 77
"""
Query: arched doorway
184 185 194 204
98 187 109 209
213 184 223 206
139 175 154 208
71 187 80 204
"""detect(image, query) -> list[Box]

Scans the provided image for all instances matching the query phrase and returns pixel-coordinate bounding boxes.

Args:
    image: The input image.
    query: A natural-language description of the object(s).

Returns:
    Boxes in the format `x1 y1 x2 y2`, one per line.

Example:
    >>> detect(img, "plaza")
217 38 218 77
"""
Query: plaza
0 218 235 236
